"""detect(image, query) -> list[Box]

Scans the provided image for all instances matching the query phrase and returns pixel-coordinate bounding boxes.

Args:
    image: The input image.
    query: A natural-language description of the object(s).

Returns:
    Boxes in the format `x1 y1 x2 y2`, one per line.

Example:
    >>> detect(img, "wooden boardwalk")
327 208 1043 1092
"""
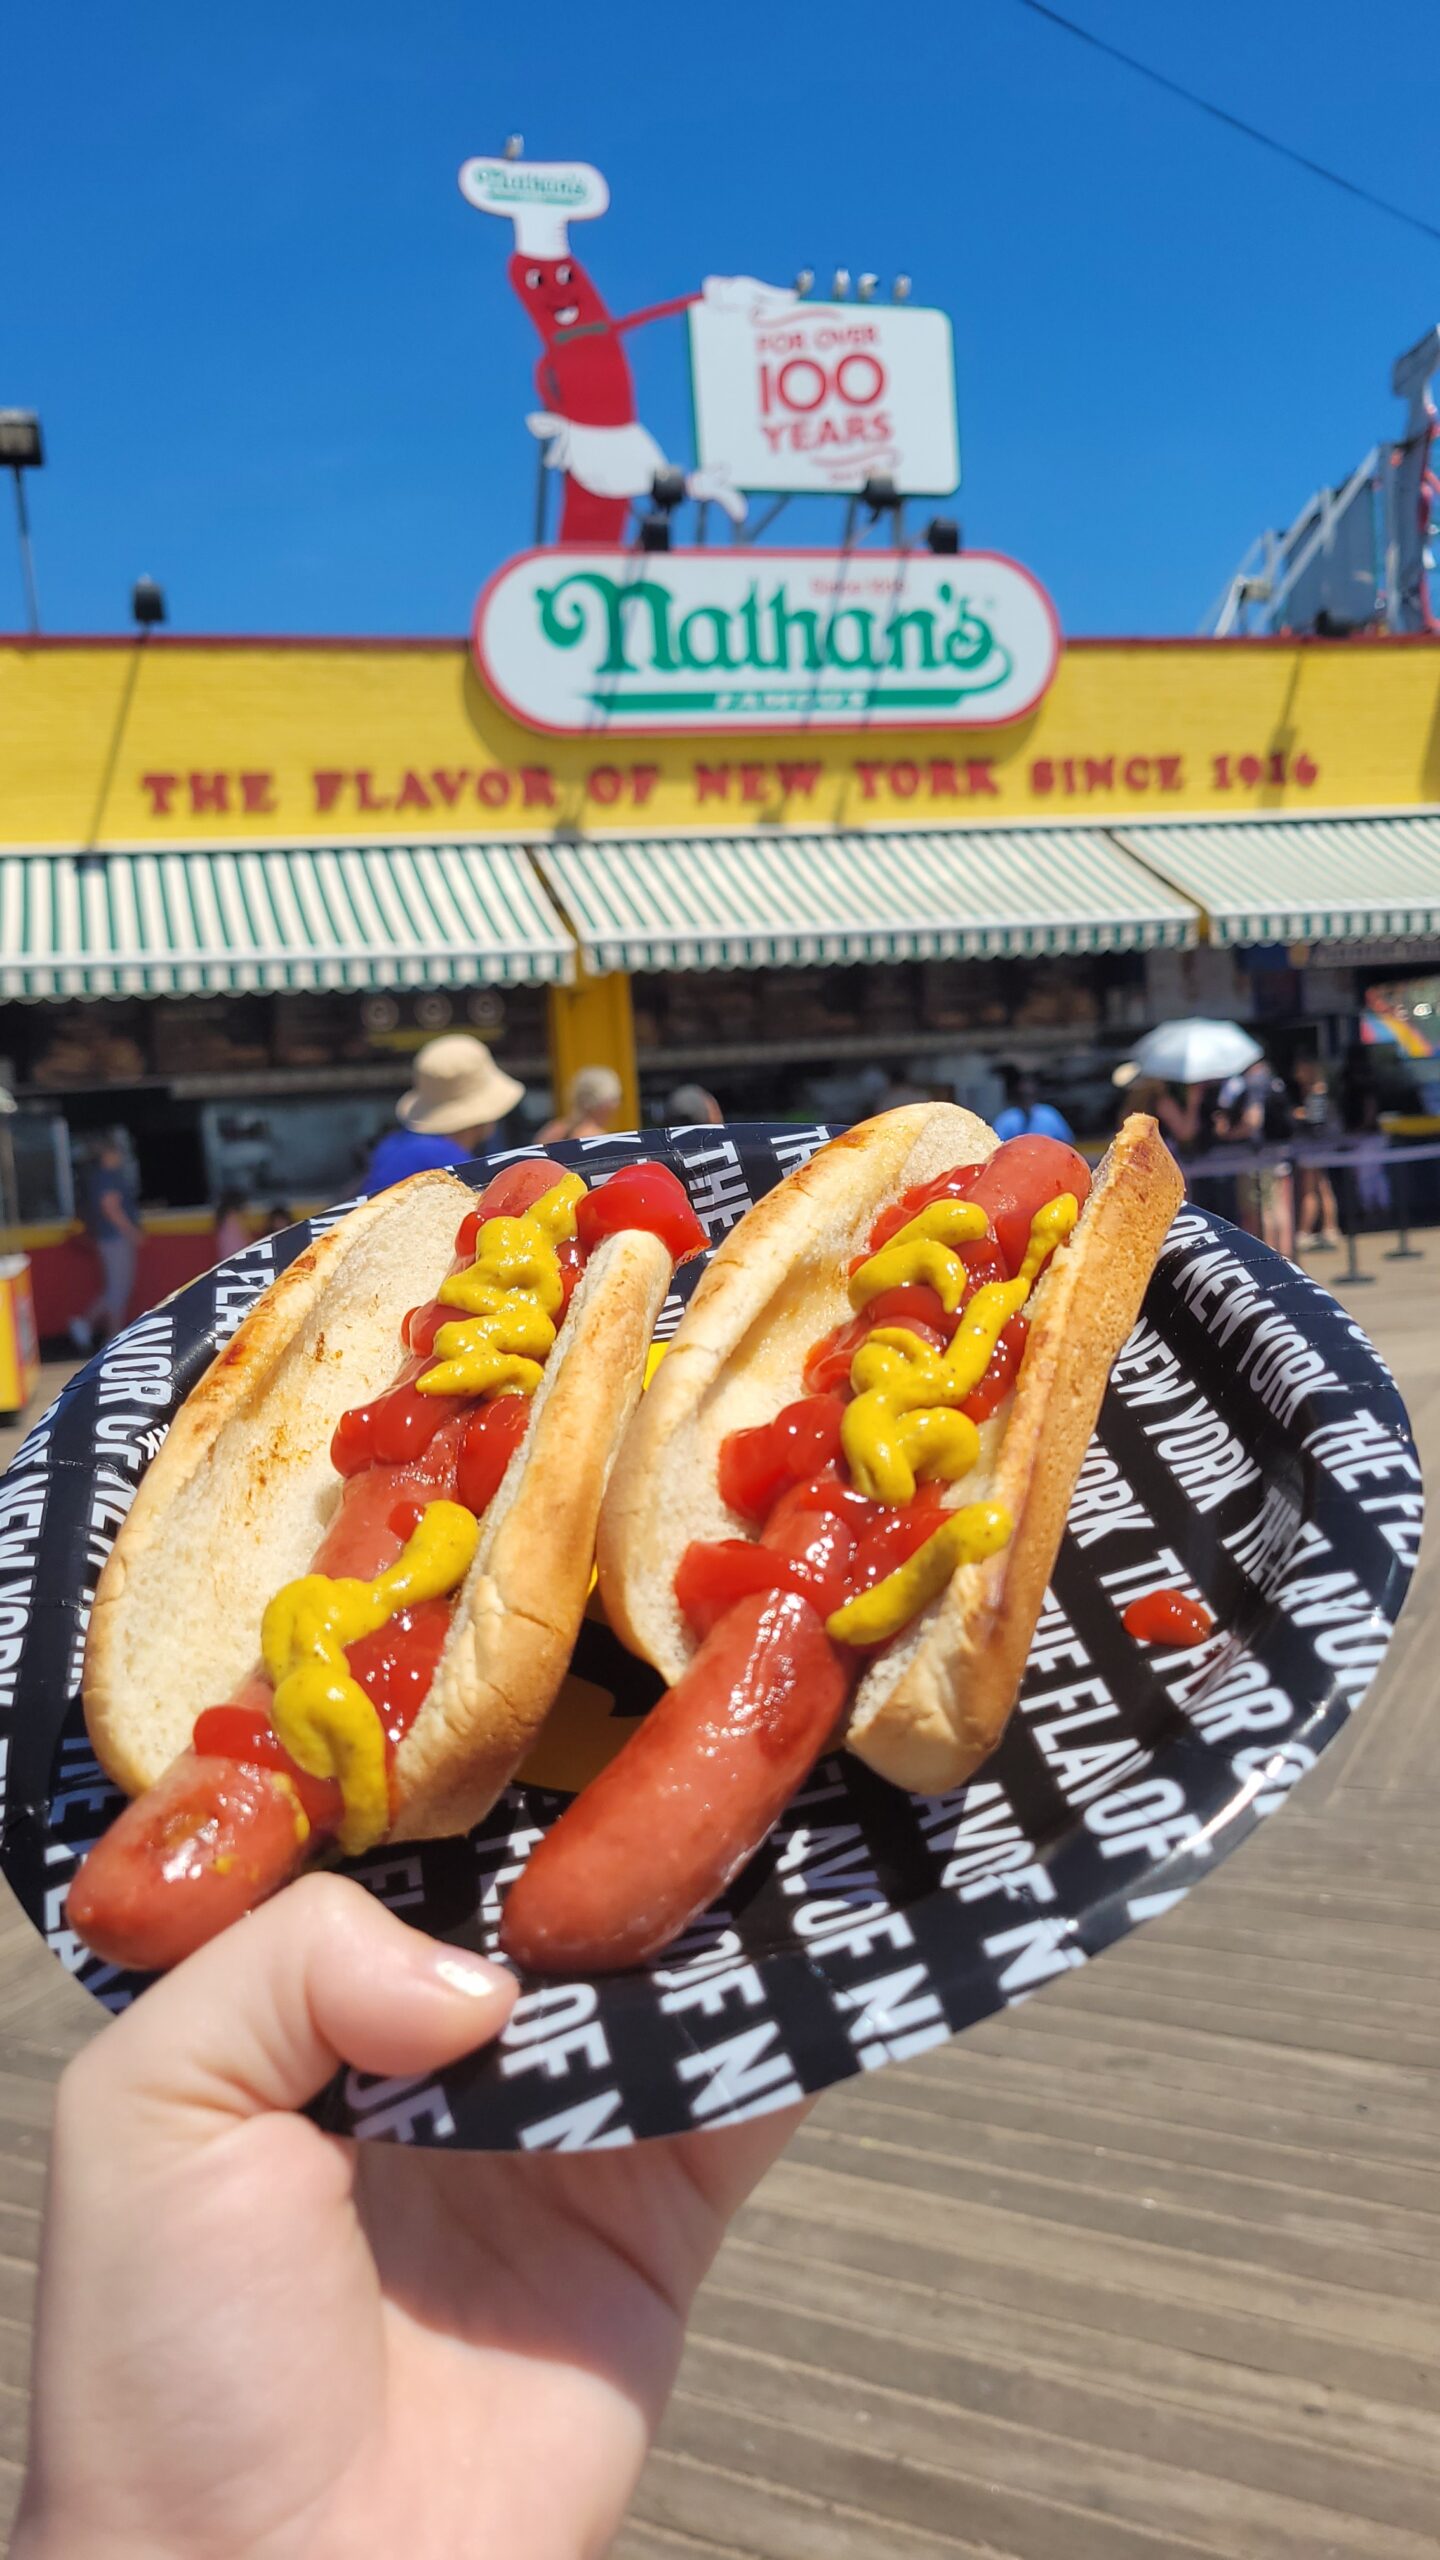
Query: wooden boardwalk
1 1245 1437 2555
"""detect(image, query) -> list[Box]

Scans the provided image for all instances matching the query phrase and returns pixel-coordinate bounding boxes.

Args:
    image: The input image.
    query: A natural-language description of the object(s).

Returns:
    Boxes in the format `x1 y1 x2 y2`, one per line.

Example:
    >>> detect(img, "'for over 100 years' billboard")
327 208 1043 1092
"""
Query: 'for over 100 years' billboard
688 295 961 499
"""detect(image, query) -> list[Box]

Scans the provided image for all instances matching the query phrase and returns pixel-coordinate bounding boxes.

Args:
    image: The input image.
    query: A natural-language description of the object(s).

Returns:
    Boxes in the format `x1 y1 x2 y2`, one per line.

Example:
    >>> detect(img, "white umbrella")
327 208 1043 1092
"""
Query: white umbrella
1130 1019 1262 1084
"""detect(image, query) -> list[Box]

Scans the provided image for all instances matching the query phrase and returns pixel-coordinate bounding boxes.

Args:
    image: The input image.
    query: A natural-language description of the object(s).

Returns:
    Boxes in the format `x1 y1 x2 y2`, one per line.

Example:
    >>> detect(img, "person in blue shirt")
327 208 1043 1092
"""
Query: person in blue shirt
993 1066 1075 1146
70 1129 143 1351
366 1034 526 1193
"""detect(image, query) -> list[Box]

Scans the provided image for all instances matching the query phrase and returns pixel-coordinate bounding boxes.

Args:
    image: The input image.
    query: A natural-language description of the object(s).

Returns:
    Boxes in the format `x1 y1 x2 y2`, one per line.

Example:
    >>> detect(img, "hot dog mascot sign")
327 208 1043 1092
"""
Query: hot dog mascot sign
462 149 1060 736
460 154 780 539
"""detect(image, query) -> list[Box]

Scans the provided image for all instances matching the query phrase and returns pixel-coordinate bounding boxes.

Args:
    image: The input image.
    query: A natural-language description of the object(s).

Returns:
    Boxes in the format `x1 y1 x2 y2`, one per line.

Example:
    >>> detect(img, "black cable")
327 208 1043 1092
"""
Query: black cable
1011 0 1440 248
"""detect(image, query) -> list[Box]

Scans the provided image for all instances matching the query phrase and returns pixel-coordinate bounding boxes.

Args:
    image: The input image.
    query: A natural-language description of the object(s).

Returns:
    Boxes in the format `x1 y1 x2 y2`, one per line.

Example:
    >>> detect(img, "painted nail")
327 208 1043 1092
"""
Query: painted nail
431 1953 507 2001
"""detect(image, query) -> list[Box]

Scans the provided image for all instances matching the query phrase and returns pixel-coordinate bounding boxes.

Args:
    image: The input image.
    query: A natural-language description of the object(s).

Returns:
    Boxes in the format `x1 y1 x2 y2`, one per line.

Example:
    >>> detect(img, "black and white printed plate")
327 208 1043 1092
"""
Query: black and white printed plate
0 1125 1421 2150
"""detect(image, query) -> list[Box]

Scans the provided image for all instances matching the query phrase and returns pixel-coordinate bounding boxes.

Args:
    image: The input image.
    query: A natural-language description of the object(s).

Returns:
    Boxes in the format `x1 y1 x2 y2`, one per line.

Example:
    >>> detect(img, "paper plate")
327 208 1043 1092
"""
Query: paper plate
0 1125 1420 2150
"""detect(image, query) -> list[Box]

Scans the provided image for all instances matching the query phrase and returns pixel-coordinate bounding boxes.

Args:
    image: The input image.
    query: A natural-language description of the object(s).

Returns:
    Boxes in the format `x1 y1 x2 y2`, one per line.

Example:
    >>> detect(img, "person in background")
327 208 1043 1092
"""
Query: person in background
1215 1055 1294 1256
69 1129 142 1353
213 1191 250 1262
665 1082 723 1126
258 1203 293 1241
1349 1084 1393 1221
539 1063 624 1143
1292 1057 1343 1251
1116 1067 1205 1157
994 1065 1074 1146
366 1036 525 1193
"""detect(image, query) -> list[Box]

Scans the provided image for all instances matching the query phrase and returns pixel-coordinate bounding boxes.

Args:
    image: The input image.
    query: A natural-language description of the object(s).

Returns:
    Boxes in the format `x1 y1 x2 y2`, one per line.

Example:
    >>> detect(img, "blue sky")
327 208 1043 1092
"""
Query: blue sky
4 0 1437 637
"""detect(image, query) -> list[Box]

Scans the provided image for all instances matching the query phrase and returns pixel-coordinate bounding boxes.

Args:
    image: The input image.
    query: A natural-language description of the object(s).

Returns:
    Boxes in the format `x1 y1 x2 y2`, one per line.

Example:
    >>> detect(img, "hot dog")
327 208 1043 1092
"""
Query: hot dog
501 1108 1183 1974
70 1155 706 1970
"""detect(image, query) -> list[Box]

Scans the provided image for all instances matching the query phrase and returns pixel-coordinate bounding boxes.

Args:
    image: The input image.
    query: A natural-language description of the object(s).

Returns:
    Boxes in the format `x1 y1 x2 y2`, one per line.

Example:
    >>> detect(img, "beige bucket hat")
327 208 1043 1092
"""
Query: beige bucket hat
396 1033 525 1135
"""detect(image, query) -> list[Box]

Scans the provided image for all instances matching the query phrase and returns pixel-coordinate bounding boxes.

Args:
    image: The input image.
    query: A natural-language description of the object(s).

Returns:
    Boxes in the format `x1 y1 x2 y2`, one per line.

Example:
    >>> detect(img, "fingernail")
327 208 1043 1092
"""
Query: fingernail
429 1952 510 2002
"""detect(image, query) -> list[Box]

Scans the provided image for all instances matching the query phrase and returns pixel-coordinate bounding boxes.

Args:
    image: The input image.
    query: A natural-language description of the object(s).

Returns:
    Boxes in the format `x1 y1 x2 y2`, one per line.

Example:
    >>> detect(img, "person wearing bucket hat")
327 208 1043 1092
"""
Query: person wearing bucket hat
366 1034 525 1193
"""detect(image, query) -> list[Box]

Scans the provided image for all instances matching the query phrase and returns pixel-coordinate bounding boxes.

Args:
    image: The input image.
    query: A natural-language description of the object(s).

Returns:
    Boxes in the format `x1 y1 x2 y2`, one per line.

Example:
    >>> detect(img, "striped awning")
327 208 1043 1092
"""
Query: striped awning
1119 815 1440 947
0 843 574 999
535 828 1199 972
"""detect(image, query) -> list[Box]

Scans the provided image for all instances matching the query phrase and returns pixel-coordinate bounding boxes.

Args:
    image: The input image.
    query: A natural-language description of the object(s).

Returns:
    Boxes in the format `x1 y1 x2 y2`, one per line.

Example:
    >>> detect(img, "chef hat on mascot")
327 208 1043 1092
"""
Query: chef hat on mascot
458 155 610 259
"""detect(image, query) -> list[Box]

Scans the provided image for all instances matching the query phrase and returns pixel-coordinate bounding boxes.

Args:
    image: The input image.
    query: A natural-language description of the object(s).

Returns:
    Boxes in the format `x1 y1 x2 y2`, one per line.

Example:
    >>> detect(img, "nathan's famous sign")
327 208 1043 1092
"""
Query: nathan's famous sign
475 549 1059 735
460 147 1057 737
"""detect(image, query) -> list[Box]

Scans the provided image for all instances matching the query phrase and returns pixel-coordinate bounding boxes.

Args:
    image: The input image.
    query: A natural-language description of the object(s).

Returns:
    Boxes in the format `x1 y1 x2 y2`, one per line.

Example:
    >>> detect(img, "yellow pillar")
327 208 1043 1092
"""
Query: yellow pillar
546 960 640 1129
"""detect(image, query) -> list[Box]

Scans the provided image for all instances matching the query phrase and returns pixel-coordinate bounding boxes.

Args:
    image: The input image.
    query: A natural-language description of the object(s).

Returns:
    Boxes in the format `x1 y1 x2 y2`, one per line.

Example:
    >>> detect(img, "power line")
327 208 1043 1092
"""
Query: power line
1011 0 1440 248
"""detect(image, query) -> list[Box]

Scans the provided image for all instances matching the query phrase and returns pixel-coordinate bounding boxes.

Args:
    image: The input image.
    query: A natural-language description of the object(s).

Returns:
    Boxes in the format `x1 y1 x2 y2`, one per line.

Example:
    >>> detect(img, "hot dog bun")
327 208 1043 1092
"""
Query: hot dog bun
85 1168 671 1840
598 1108 1181 1795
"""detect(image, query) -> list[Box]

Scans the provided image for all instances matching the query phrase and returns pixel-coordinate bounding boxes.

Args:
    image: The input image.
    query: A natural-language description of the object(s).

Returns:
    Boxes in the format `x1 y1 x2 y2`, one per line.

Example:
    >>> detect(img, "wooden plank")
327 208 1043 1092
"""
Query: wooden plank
749 2160 1440 2359
728 2199 1440 2411
0 2152 47 2218
0 2262 36 2337
0 2318 33 2396
909 2042 1440 2165
674 2336 1439 2559
940 2022 1440 2151
1112 1925 1440 2009
0 2458 23 2555
706 2238 1440 2478
614 2520 757 2560
689 2279 1440 2536
0 2379 29 2470
656 2384 1356 2560
786 2122 1440 2308
1026 1976 1440 2075
820 2077 1440 2223
866 2060 1440 2206
976 1987 1439 2094
633 2447 1007 2560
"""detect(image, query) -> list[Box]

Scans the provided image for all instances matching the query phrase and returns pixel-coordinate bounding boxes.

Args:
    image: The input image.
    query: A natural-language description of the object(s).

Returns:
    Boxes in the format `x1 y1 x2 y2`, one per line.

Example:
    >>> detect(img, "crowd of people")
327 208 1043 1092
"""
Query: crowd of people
1117 1050 1377 1260
65 1036 1396 1355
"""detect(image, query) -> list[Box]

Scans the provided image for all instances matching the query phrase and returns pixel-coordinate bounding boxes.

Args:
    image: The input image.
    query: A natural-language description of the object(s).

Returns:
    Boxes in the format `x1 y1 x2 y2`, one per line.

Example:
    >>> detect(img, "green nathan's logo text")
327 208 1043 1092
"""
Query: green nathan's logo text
534 570 1014 715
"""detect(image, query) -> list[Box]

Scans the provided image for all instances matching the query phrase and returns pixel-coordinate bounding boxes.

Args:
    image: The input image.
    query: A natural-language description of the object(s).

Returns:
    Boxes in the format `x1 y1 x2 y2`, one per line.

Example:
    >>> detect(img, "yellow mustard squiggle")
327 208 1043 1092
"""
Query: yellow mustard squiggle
264 1501 480 1855
841 1193 1078 1505
417 1172 585 1398
847 1200 991 1314
254 1174 586 1853
828 1192 1080 1641
826 1501 1013 1645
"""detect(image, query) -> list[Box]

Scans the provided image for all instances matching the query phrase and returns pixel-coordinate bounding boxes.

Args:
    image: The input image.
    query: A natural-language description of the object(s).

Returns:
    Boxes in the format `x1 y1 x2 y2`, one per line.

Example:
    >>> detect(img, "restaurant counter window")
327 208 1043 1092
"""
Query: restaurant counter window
634 955 1130 1076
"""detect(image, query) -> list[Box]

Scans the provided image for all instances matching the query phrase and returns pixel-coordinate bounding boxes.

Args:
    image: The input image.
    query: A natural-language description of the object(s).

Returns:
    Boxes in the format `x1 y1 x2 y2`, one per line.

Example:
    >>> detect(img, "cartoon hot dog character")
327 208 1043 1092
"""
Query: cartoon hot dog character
501 1109 1183 1975
458 152 777 537
69 1158 706 1970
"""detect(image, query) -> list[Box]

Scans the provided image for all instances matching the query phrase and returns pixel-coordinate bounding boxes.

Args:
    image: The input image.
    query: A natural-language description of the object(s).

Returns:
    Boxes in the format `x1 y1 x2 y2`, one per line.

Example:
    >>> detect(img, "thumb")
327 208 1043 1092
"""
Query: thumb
72 1874 515 2146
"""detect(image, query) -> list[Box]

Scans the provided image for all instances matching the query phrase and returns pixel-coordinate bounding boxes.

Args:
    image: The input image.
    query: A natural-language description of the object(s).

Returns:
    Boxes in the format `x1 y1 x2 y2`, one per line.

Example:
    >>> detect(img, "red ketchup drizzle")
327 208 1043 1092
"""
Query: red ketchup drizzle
192 1155 701 1839
681 1162 1006 1649
1123 1589 1214 1648
192 1702 343 1831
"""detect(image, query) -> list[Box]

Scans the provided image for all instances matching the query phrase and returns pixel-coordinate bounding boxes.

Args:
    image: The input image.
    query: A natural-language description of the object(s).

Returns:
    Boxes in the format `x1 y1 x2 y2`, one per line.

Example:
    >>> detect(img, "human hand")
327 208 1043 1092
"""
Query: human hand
15 1876 804 2560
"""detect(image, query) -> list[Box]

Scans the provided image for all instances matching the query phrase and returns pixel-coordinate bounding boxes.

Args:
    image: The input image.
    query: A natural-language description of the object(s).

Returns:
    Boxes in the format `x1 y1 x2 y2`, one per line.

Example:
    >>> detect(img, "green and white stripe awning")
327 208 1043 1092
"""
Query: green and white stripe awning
535 828 1198 973
0 843 574 999
1119 815 1440 947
